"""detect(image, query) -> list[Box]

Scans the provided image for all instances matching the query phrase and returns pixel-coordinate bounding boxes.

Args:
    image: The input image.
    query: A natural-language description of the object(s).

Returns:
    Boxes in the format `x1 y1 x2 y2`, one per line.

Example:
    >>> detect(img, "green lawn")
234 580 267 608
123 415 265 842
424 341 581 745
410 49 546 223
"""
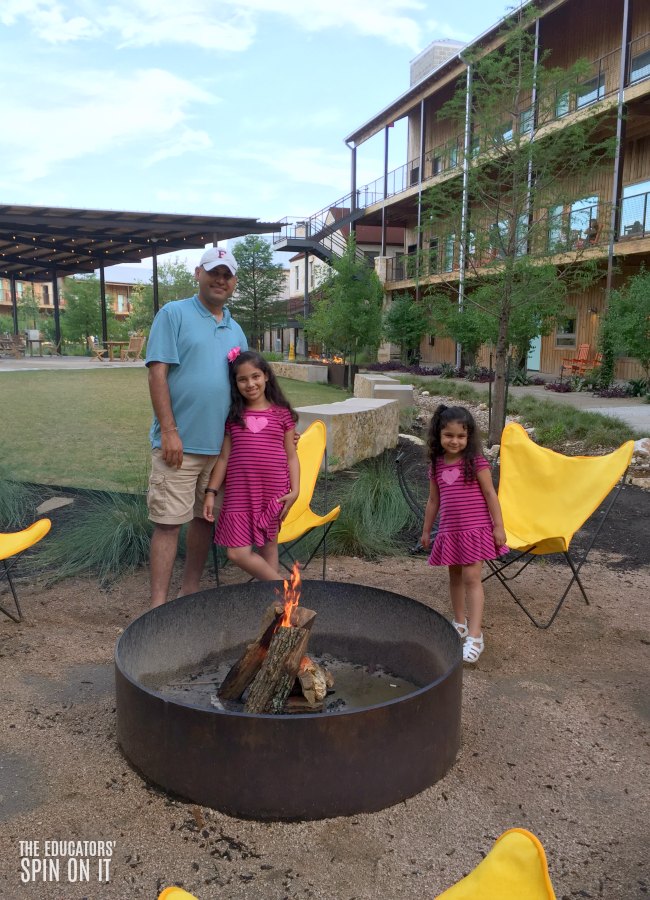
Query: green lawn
0 370 348 491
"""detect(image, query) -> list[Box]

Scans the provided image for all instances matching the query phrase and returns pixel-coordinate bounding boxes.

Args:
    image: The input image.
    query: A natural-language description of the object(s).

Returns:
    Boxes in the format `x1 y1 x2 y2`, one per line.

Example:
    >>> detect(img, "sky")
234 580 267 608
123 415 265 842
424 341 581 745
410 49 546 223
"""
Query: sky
0 0 514 269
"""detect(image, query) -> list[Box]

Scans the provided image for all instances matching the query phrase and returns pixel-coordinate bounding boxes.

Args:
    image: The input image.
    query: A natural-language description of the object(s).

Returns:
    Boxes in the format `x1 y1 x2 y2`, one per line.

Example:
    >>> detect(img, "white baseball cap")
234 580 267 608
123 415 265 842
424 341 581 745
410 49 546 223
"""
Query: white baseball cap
199 246 238 275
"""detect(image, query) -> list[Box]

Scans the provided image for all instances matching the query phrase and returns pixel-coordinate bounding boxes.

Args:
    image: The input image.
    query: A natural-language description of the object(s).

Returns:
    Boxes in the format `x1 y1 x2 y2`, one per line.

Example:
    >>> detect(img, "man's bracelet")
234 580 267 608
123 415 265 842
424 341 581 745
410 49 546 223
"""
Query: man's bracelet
161 426 177 434
205 488 219 496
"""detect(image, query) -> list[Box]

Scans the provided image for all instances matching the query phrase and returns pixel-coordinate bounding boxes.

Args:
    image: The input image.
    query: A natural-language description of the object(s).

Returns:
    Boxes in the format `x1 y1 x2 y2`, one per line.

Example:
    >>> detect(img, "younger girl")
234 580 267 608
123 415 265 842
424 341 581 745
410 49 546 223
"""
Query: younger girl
420 404 508 663
203 349 300 581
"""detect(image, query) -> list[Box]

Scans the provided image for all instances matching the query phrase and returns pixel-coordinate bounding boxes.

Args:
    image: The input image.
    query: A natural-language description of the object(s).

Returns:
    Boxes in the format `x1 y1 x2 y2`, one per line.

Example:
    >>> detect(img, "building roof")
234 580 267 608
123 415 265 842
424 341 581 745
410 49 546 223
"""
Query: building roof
344 0 566 147
0 203 281 282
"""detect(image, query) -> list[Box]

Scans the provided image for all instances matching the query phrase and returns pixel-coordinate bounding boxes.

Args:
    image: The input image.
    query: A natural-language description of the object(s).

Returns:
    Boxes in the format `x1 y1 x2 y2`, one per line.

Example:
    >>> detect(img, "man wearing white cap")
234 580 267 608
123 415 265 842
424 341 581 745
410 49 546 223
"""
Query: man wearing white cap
145 246 247 607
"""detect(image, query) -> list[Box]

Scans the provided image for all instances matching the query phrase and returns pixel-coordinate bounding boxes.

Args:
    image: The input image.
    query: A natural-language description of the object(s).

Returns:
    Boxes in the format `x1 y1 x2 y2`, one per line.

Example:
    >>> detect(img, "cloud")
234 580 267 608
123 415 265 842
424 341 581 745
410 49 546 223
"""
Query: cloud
0 68 216 185
1 0 424 51
0 0 98 42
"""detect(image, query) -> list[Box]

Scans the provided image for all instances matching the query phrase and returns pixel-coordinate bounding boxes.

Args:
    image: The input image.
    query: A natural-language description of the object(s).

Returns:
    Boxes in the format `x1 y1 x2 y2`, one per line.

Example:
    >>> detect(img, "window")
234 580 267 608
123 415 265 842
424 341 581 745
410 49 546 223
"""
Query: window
519 106 534 135
117 294 125 313
432 155 443 176
621 180 650 236
442 234 455 272
576 73 605 109
569 196 598 245
309 260 314 288
294 267 299 290
630 48 650 85
470 134 481 158
548 204 565 251
515 214 528 257
555 89 570 118
448 145 458 169
42 285 50 305
555 309 577 349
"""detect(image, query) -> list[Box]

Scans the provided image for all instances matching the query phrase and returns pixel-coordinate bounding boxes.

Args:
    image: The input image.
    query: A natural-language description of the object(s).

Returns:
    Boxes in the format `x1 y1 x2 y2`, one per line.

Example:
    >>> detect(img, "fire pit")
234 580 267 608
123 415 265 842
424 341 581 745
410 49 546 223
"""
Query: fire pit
115 580 462 820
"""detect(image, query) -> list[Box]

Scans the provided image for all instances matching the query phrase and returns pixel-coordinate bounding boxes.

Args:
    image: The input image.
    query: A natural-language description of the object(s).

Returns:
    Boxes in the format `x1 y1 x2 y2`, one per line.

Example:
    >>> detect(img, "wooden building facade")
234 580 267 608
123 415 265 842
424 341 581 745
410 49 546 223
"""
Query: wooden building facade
341 0 650 378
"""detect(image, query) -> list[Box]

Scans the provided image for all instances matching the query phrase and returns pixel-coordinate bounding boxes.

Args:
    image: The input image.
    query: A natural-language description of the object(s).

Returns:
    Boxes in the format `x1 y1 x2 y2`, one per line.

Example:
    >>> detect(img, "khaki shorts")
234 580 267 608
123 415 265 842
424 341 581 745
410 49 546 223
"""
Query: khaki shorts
147 449 223 525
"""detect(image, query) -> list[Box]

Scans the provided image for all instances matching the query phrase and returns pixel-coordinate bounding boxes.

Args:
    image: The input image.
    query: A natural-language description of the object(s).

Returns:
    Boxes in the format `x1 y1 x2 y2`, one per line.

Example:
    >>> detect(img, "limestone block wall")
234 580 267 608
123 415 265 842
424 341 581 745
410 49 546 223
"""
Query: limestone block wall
270 362 328 383
296 399 399 471
353 372 398 398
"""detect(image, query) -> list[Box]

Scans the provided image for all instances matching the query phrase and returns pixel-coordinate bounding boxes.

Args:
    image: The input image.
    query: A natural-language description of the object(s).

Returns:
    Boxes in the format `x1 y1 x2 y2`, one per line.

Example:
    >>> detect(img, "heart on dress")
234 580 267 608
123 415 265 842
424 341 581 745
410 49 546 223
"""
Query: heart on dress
440 466 460 485
246 416 268 434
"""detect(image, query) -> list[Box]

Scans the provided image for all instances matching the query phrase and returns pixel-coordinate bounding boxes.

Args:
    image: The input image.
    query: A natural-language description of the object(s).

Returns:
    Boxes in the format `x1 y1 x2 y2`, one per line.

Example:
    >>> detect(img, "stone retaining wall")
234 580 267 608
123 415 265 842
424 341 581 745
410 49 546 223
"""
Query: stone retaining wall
270 362 328 383
296 399 399 471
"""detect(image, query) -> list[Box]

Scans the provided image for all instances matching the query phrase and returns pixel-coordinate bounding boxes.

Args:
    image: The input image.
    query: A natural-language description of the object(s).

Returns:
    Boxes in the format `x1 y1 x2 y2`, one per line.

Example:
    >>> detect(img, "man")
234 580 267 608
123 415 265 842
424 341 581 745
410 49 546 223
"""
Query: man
145 246 247 607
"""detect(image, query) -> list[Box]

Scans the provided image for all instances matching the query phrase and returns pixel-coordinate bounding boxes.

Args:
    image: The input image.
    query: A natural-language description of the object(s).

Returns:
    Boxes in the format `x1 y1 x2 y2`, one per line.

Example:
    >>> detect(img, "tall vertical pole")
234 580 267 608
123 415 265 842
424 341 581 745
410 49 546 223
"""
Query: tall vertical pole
350 144 358 237
10 275 18 334
152 243 160 315
606 0 631 298
416 98 426 295
303 252 309 357
51 271 61 353
99 264 108 345
381 125 389 256
456 59 473 369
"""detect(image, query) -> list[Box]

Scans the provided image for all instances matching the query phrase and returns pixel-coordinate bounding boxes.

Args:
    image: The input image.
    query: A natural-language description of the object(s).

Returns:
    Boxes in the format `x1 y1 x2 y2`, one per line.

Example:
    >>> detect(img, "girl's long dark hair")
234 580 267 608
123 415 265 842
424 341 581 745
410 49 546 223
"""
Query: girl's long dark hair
426 404 483 482
228 350 298 428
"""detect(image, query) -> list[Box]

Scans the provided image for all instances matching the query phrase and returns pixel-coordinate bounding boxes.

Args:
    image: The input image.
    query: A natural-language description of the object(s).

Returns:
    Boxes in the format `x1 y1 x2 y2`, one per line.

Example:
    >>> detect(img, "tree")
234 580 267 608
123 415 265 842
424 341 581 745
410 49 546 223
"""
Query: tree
231 236 286 350
600 269 650 381
17 283 41 330
307 235 383 380
61 276 103 344
383 292 431 364
129 259 196 334
420 6 615 443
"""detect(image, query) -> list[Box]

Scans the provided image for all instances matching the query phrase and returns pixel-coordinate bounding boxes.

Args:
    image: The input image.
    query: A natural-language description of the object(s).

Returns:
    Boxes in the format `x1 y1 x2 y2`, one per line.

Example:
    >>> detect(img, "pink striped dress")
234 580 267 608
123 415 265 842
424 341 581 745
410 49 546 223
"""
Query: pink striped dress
427 455 509 567
215 406 295 548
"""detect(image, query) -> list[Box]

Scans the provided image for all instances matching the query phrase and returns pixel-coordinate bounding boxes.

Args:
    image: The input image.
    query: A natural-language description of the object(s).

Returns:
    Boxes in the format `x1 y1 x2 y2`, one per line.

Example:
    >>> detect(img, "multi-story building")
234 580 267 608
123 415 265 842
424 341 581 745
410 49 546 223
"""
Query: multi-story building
275 208 404 357
277 0 650 379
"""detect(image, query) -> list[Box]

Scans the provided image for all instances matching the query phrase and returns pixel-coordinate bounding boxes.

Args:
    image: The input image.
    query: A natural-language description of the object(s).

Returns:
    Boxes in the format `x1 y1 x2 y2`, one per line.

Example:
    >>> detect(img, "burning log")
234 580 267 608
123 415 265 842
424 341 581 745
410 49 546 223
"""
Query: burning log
297 657 334 707
217 604 283 701
244 607 316 714
217 563 333 714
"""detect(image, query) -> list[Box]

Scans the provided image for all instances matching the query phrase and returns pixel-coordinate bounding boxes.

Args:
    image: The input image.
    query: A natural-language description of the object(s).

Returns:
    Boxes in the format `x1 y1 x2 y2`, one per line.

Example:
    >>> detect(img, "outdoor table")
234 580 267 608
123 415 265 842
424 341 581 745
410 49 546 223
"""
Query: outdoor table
105 341 129 361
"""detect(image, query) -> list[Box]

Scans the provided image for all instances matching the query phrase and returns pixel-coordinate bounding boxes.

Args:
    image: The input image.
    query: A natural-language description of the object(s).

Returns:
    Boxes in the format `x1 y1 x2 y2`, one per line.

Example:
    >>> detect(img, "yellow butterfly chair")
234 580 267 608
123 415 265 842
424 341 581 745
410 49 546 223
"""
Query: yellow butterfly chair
0 518 52 623
484 423 634 628
212 420 341 582
436 828 557 899
277 419 341 578
158 889 198 900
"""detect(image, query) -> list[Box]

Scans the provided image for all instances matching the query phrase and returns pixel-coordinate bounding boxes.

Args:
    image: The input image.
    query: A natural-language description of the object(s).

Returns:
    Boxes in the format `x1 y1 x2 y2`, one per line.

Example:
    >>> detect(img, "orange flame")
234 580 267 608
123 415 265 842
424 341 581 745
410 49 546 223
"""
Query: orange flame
280 562 301 627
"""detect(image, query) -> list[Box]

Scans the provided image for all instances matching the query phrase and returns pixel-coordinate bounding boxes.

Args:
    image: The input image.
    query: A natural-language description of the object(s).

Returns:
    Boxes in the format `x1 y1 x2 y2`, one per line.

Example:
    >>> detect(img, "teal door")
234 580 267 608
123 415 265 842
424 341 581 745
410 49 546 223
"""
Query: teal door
527 335 542 371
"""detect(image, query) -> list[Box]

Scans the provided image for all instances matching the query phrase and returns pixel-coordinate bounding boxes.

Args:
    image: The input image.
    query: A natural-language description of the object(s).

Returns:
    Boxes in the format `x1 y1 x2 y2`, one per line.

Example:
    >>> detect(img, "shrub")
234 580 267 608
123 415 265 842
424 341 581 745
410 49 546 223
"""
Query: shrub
544 381 573 393
38 490 152 585
0 479 45 529
328 454 417 559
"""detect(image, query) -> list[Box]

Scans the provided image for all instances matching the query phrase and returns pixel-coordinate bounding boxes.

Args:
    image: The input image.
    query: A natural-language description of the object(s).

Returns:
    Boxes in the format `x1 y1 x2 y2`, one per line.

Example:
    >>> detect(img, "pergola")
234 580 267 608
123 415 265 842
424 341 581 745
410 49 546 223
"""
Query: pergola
0 203 281 348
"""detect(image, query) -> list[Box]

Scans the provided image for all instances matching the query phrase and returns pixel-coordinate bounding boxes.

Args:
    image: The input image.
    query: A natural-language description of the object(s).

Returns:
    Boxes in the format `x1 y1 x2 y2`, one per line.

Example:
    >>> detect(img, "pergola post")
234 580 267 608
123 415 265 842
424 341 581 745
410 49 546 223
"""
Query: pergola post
152 244 159 315
99 264 108 345
52 271 62 352
10 275 18 334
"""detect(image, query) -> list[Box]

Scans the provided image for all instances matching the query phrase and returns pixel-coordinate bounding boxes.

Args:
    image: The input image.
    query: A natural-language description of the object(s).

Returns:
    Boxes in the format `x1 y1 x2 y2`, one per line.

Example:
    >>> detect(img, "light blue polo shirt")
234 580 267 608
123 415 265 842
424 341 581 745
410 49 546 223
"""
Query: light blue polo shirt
145 295 247 454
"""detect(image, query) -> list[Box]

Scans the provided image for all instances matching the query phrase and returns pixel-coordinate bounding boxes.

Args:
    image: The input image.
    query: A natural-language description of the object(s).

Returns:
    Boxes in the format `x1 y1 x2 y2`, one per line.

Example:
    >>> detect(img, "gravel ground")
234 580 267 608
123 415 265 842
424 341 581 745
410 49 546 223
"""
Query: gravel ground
1 536 648 900
1 390 648 900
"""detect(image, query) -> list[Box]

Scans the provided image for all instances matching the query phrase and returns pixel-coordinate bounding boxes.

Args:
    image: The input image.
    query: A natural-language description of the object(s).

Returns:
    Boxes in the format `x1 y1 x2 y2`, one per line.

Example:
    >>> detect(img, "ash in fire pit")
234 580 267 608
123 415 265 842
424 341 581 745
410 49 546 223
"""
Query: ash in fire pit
116 580 462 820
145 651 419 714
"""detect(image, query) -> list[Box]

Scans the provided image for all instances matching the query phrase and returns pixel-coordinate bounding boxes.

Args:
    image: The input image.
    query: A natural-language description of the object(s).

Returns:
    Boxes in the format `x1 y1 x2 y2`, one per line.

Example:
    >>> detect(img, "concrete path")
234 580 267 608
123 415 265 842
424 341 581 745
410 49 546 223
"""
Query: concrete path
441 380 650 433
0 356 145 372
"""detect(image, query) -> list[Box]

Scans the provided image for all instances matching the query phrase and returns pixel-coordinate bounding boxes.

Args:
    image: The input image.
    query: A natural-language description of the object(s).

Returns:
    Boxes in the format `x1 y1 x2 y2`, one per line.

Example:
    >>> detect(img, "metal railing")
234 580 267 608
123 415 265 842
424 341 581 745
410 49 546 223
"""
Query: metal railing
629 33 650 86
619 190 650 239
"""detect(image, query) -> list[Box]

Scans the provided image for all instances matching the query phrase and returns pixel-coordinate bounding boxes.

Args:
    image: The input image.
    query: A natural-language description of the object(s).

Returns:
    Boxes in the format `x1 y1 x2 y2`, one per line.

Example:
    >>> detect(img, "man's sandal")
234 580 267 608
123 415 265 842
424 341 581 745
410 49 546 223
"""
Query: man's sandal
463 634 484 664
452 619 469 640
